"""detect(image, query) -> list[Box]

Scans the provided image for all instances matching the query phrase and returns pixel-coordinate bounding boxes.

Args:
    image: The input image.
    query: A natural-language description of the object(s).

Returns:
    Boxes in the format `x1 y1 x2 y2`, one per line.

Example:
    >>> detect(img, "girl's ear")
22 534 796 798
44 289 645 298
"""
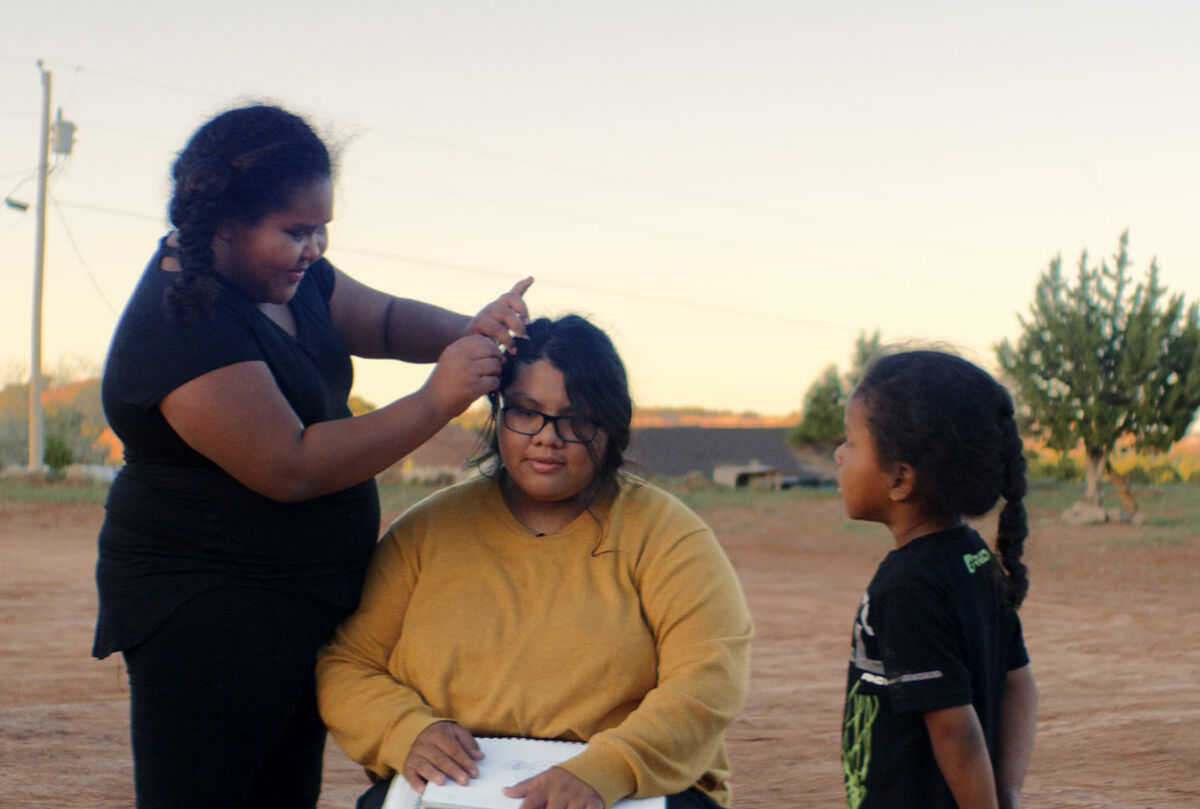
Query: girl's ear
213 219 236 243
888 462 917 502
210 221 237 270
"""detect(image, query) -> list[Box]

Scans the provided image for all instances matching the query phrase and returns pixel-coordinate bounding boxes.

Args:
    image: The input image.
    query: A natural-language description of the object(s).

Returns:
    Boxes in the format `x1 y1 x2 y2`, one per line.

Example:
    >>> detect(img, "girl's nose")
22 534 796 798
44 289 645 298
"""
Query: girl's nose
300 234 321 262
532 419 563 445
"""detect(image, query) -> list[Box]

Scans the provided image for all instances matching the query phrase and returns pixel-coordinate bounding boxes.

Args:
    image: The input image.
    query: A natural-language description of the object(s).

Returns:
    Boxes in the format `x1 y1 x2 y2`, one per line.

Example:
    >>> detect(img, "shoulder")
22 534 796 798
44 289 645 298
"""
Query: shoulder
875 526 998 612
116 242 177 321
106 256 268 399
597 478 720 566
302 257 337 301
894 526 986 574
610 477 708 532
385 476 499 532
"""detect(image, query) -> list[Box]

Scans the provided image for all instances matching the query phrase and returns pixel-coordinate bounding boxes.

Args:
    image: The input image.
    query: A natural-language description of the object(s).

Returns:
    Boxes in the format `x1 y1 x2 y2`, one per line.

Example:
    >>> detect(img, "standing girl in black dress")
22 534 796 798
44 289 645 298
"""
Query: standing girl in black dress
95 103 530 809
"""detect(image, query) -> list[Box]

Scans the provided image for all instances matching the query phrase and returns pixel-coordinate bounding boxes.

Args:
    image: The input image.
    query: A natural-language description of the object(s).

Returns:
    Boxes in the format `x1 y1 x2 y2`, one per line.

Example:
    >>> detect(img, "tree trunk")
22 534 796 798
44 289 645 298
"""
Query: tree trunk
1105 460 1139 516
1084 448 1106 506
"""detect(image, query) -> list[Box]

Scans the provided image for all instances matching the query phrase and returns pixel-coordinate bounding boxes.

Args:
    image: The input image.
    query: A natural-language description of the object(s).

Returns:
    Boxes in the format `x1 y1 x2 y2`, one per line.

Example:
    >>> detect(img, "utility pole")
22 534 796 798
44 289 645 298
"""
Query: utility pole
28 60 51 473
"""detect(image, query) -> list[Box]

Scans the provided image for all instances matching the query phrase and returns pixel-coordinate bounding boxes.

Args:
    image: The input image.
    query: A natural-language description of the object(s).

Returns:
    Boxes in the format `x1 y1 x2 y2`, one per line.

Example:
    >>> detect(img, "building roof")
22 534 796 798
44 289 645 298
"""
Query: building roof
628 427 827 480
390 423 483 472
398 425 836 485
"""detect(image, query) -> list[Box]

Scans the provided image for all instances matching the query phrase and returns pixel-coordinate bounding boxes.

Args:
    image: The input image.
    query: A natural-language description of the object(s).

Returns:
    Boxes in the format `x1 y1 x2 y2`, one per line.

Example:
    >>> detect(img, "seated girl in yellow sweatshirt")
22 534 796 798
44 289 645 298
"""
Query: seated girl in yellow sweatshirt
316 314 753 809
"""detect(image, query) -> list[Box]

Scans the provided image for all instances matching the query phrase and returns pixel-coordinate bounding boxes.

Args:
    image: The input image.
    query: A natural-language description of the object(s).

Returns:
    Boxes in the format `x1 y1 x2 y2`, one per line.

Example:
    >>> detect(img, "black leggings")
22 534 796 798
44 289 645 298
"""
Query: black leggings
122 587 346 809
355 777 724 809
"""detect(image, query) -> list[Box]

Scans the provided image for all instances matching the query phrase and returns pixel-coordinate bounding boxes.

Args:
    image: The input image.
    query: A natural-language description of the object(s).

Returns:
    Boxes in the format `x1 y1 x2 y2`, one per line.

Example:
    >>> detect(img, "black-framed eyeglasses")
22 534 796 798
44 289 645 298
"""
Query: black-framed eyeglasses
500 406 602 444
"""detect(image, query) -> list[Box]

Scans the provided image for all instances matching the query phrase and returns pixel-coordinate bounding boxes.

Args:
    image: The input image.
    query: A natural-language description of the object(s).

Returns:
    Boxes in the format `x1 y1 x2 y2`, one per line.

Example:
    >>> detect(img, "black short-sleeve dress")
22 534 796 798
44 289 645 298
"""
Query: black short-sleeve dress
94 240 379 658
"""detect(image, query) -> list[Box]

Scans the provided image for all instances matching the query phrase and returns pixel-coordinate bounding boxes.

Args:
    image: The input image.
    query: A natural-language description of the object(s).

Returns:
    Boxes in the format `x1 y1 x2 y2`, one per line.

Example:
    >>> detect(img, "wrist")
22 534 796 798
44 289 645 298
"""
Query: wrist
457 312 475 340
997 786 1021 809
410 385 455 427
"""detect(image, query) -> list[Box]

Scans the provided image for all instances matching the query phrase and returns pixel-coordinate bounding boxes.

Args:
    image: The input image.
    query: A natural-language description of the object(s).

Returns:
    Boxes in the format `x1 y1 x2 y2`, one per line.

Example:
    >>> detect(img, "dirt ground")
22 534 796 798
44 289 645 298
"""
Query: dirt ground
1 490 1198 808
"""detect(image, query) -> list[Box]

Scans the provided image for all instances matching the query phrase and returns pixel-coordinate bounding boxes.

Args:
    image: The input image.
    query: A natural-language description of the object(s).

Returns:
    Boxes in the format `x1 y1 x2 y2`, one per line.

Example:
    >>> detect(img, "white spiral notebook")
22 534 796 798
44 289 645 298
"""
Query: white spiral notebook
381 737 666 809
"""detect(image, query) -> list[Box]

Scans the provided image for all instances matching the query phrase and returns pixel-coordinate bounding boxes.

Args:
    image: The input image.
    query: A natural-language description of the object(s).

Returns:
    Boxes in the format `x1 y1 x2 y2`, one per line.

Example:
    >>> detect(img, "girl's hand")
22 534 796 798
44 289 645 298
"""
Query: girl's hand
402 721 484 793
501 765 603 809
419 334 505 419
467 277 533 353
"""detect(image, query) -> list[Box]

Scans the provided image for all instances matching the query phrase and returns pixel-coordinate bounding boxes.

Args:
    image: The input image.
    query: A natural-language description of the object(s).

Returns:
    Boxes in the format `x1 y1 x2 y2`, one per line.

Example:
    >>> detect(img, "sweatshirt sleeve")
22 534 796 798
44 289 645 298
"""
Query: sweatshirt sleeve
315 517 448 777
557 503 754 805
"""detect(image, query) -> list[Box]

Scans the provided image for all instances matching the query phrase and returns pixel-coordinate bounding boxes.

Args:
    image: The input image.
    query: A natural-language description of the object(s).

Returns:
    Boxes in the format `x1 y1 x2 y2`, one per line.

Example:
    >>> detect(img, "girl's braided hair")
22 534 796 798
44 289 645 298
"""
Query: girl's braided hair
164 104 331 321
854 350 1030 608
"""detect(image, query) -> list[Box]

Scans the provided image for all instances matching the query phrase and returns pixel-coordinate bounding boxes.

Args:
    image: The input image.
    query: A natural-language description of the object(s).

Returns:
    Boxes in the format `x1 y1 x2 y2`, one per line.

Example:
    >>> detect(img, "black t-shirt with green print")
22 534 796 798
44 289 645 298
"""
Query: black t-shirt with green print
841 524 1028 809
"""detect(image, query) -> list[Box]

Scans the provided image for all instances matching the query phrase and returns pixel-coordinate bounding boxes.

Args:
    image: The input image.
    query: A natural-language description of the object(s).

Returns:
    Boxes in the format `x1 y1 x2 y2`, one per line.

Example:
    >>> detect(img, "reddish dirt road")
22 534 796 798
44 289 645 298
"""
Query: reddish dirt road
1 490 1197 807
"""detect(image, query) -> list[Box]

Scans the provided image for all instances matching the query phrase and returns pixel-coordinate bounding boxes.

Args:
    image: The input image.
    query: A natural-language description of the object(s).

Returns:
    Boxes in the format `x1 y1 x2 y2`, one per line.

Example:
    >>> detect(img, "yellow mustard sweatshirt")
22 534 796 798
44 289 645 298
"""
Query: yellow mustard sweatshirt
316 475 753 807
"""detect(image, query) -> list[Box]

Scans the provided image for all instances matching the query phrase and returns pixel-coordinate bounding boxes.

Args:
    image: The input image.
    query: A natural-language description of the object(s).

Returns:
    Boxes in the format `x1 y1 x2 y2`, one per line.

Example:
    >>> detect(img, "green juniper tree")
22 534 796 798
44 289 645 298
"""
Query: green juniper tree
788 330 882 451
789 364 844 450
996 231 1200 512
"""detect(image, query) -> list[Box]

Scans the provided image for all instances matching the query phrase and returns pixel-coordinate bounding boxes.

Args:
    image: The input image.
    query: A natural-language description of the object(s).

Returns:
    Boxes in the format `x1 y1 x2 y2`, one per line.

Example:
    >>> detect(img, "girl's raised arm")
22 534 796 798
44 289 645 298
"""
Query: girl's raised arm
160 334 501 502
329 270 532 361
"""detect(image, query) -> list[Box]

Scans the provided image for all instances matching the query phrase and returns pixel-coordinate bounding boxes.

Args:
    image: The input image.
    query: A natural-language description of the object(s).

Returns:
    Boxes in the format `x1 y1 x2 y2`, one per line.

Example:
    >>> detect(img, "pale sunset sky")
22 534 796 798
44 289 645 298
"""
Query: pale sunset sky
3 2 1198 417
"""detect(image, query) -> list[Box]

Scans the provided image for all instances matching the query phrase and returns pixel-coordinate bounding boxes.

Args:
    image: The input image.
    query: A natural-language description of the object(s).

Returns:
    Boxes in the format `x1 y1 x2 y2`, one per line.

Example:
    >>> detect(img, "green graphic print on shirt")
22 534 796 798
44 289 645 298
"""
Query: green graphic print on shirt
842 678 879 809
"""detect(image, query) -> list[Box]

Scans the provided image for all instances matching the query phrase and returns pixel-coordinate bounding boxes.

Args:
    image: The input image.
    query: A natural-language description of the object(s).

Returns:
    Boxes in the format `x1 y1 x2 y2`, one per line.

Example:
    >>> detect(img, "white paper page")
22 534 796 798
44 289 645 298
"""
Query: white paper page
415 738 664 809
381 776 422 809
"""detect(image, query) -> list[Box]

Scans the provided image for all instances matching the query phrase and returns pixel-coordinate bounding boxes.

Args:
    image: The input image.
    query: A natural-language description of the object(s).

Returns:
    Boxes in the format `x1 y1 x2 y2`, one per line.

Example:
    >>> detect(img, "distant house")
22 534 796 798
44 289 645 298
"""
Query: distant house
387 425 837 489
628 427 833 485
712 463 782 489
385 423 483 484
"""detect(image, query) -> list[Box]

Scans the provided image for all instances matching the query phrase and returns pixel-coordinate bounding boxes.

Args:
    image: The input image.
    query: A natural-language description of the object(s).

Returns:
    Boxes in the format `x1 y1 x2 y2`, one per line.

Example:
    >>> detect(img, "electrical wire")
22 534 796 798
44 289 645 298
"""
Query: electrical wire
65 64 225 101
330 245 858 333
0 216 28 237
19 65 1030 329
24 63 1027 270
56 64 81 110
49 193 120 317
54 200 163 223
349 172 1020 297
2 168 38 181
51 197 851 331
45 195 858 336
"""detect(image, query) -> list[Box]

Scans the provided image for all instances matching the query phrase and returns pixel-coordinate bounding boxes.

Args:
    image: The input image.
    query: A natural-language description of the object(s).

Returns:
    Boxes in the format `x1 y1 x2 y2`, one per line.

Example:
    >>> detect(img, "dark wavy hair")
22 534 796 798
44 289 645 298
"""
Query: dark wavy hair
473 314 633 492
853 350 1030 608
164 104 331 321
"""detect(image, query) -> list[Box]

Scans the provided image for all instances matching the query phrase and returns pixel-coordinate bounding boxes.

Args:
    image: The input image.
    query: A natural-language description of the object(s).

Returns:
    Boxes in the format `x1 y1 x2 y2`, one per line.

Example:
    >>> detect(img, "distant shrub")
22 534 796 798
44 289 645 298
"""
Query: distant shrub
1121 461 1182 485
1028 454 1082 482
43 433 74 480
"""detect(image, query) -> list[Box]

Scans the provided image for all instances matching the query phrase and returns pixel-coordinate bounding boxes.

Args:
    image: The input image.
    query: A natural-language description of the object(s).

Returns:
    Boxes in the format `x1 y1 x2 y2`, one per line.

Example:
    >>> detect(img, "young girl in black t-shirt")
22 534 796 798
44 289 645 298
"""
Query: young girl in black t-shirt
835 350 1037 809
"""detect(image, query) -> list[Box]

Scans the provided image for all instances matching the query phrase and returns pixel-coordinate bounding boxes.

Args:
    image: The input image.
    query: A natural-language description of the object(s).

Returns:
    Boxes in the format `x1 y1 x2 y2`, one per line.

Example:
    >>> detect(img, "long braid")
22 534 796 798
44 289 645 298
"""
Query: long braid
165 154 232 321
996 398 1030 608
856 350 1032 610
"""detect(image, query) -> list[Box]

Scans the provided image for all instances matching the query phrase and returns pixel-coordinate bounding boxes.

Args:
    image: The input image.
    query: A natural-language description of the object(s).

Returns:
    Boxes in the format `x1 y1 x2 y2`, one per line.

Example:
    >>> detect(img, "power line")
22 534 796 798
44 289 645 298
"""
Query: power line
48 197 852 331
368 128 1030 267
54 199 164 223
349 172 848 271
37 62 225 101
21 63 1027 270
2 167 39 182
0 216 28 237
350 171 1021 298
331 245 858 334
49 193 120 316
